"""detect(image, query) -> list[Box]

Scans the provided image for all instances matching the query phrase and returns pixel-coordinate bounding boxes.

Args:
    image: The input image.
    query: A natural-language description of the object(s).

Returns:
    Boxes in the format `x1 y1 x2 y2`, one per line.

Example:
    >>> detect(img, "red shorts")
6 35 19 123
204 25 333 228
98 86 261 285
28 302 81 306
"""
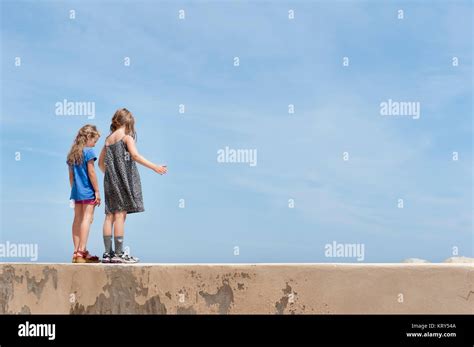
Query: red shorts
75 199 95 205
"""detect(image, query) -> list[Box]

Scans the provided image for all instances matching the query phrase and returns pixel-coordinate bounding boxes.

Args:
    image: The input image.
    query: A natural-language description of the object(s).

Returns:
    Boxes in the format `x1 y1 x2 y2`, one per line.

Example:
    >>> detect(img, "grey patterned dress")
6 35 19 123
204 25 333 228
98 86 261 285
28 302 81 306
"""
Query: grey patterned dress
104 139 144 214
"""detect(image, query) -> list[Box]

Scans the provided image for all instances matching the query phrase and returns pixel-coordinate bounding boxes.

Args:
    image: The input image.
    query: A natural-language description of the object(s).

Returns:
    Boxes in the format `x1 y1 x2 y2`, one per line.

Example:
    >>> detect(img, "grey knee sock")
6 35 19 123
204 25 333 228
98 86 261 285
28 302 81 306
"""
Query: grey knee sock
114 236 124 255
103 235 113 254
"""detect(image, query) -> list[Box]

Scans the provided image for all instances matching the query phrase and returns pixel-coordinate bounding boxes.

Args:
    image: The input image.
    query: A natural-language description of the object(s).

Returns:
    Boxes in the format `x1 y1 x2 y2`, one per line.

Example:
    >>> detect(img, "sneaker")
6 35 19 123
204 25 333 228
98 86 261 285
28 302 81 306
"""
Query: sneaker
110 252 124 263
115 252 139 264
102 252 113 263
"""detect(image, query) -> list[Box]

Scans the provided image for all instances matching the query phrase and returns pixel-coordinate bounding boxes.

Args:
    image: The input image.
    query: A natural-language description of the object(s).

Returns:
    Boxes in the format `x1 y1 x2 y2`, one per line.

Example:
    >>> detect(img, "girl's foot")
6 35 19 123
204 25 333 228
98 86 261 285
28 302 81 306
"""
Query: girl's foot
72 251 77 263
110 253 124 263
112 252 139 264
75 250 100 263
84 250 100 263
102 252 113 263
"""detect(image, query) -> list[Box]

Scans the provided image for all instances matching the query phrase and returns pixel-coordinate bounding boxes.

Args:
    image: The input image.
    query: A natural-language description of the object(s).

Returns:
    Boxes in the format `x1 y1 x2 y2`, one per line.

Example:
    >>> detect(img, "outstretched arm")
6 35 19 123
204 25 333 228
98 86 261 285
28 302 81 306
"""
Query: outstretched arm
124 135 167 175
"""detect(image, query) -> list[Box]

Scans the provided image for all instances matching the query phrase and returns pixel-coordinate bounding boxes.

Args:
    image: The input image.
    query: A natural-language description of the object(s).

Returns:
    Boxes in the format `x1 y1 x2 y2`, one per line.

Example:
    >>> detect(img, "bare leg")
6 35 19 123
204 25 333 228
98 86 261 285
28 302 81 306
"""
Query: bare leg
72 204 84 252
78 204 95 251
113 211 127 237
103 213 114 237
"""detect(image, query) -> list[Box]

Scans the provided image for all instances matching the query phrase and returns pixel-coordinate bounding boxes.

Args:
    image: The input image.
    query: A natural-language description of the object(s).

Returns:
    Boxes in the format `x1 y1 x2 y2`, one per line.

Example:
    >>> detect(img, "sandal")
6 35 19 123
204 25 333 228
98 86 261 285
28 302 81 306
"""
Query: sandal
75 250 100 263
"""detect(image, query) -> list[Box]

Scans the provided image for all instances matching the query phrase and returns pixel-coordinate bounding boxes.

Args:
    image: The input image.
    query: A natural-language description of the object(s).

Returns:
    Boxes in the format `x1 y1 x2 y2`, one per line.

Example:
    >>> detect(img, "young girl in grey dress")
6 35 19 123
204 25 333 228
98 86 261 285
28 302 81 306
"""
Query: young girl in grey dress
98 108 167 263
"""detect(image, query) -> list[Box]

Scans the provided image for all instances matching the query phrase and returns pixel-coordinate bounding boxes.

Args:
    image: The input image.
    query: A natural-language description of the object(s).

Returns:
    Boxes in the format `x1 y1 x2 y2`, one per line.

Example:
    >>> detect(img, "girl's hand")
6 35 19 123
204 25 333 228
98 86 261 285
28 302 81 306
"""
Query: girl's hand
94 192 101 206
154 165 167 175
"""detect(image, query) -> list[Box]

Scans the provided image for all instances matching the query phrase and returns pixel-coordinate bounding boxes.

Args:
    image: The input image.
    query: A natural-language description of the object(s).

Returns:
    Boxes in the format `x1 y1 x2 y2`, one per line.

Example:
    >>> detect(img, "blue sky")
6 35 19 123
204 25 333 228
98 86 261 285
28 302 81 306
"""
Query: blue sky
0 0 472 263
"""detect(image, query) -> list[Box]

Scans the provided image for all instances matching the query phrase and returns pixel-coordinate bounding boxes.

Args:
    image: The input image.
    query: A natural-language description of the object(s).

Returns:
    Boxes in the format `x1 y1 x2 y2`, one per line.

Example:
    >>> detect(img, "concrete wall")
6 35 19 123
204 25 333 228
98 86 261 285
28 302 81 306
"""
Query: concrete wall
1 263 473 314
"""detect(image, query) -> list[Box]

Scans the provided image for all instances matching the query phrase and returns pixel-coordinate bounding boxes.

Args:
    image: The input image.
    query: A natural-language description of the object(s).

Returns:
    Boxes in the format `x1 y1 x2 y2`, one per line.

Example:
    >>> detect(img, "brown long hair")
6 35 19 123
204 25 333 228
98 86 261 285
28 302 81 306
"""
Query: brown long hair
110 108 136 140
66 125 100 165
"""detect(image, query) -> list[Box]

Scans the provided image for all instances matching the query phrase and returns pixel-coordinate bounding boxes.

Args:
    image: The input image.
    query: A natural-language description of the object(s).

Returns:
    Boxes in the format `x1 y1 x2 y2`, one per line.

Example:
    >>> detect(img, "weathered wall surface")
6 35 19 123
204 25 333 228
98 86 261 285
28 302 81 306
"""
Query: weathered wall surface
1 263 473 314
